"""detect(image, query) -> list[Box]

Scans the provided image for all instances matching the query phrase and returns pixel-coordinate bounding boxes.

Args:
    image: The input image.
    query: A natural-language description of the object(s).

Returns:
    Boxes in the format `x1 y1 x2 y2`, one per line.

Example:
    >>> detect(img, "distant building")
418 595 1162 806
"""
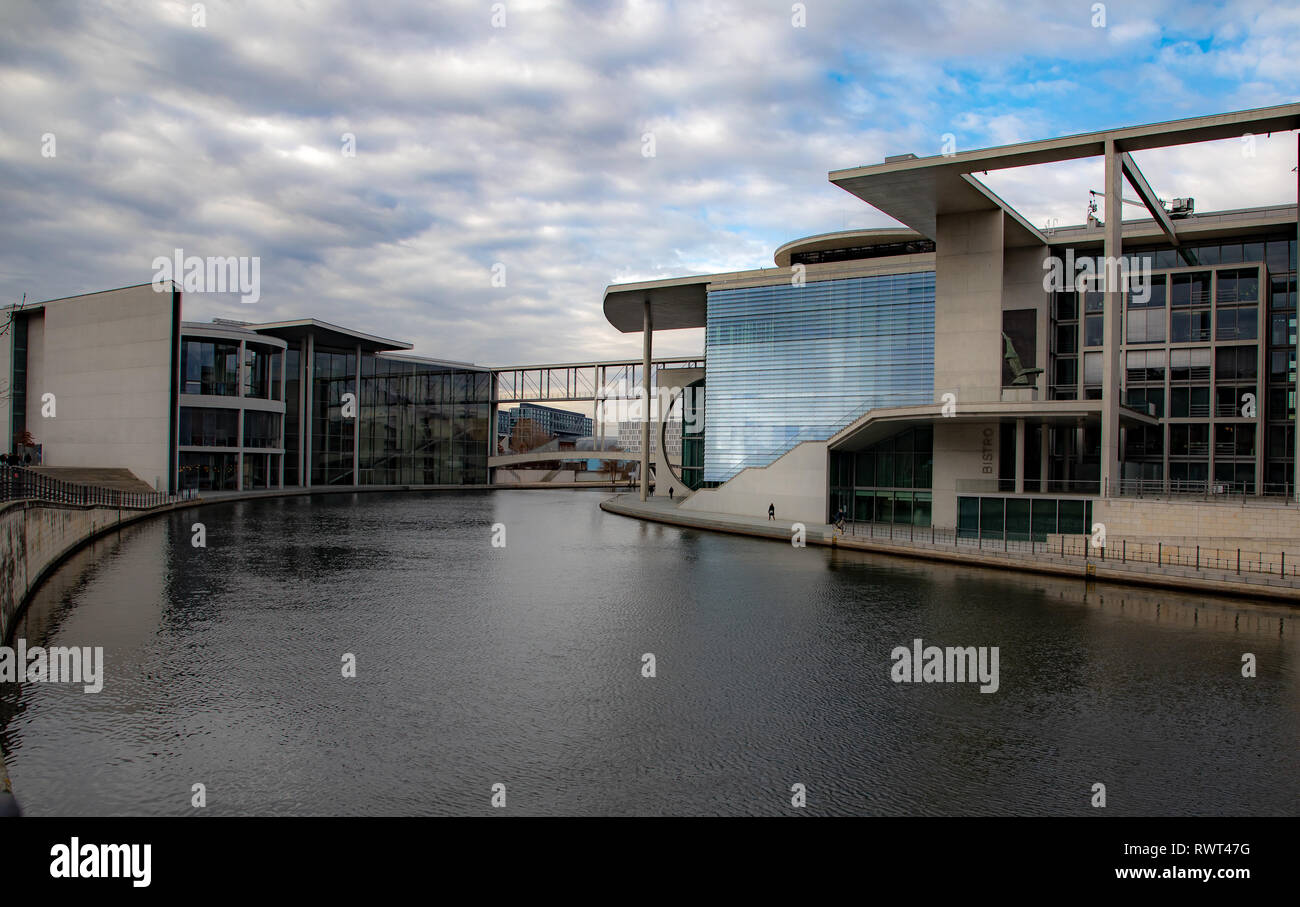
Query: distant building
616 419 681 458
497 403 592 444
0 285 491 492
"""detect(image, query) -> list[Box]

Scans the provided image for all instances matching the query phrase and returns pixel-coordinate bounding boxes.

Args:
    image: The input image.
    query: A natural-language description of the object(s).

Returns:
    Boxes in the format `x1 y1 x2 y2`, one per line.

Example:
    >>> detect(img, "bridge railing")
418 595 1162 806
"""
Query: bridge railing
0 468 196 510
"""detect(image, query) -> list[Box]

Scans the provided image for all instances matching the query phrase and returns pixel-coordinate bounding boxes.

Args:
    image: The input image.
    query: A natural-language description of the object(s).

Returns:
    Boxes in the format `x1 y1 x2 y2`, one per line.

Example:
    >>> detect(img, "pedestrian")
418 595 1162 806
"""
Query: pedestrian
23 453 31 466
669 486 674 501
768 502 775 521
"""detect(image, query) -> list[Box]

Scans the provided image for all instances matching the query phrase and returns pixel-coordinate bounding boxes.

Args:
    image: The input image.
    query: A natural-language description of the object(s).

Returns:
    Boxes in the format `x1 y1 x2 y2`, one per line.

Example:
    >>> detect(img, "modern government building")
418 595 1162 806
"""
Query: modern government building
3 103 1298 543
604 102 1300 540
1 283 491 493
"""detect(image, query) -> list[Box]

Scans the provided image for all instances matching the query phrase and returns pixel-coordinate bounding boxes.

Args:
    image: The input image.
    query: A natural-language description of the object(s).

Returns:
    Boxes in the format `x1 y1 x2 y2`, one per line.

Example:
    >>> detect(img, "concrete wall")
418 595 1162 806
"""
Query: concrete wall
934 210 1004 404
932 421 998 527
1002 245 1050 399
1094 497 1300 543
680 439 827 525
28 286 178 490
0 501 153 643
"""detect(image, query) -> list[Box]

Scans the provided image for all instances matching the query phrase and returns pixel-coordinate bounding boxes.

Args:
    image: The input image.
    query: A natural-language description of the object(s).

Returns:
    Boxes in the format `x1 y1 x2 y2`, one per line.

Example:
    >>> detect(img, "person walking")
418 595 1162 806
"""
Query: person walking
767 502 775 521
668 486 674 501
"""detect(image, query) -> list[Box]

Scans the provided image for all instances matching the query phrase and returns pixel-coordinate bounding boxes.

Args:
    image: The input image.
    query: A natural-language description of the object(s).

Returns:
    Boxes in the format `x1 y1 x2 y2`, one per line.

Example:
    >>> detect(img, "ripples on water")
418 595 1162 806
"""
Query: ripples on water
1 490 1297 816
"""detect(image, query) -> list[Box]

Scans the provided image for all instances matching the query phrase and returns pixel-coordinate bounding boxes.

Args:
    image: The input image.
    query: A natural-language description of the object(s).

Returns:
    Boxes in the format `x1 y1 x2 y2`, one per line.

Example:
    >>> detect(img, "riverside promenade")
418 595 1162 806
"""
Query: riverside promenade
599 493 1300 604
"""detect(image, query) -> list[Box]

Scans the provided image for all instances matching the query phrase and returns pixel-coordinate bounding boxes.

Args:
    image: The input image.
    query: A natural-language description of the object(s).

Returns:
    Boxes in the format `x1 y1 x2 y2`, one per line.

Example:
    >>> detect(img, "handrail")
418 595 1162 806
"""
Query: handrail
0 468 195 509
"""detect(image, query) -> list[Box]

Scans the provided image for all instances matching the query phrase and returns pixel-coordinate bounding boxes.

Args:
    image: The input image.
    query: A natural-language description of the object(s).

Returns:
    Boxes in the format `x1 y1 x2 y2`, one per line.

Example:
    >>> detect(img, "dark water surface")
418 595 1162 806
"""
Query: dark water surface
1 490 1297 816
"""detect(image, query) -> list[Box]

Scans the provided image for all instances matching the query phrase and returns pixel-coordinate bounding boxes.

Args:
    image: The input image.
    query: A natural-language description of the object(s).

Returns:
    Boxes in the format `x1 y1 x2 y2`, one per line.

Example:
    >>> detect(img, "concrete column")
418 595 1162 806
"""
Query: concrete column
1101 138 1124 498
640 299 653 501
1014 418 1025 493
1039 424 1049 492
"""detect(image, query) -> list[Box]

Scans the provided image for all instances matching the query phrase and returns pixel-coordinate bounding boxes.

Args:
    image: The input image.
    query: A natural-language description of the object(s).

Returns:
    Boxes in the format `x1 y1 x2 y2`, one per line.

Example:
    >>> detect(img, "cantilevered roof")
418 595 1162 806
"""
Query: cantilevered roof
602 275 710 333
830 103 1300 240
250 318 412 352
772 228 925 267
829 400 1157 452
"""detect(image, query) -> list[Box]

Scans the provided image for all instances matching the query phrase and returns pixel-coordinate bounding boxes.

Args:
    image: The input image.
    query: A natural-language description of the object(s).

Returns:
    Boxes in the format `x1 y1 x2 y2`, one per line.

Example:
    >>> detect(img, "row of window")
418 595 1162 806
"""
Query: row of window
178 407 283 448
180 339 283 399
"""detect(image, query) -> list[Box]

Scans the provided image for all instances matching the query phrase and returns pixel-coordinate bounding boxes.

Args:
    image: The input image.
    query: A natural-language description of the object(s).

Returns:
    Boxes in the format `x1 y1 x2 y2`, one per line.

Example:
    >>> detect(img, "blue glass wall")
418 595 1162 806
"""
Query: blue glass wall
704 272 935 483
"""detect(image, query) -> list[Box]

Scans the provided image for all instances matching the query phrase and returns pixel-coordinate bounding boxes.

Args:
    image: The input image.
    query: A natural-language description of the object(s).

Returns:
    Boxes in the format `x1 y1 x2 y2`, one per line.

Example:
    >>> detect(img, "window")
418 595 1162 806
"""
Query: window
180 340 240 396
1215 346 1258 382
1125 386 1164 417
1170 424 1209 457
1215 306 1257 341
1169 386 1210 418
1214 423 1255 458
1084 314 1104 347
1269 349 1296 383
1054 292 1077 321
1130 276 1167 308
1082 351 1103 386
1172 272 1211 307
178 407 239 447
243 411 282 448
1126 307 1165 343
1269 312 1295 347
1055 323 1077 354
1170 348 1211 382
1171 309 1211 342
1054 357 1077 386
1125 349 1165 383
1217 269 1259 304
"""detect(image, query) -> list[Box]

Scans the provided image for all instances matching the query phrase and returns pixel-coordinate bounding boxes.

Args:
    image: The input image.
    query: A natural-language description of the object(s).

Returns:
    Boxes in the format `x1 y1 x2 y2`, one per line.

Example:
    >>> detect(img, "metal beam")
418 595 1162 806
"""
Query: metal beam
1120 152 1179 246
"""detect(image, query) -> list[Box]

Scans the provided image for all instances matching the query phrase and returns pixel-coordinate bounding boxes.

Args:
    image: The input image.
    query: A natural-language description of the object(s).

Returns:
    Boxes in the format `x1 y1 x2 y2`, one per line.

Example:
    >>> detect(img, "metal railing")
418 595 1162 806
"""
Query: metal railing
0 468 195 509
1114 478 1294 500
836 518 1300 581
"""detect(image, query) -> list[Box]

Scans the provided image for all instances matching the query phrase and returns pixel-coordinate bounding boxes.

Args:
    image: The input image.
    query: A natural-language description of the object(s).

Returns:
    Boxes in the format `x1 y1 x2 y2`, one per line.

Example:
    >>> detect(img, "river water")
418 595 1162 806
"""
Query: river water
1 490 1296 816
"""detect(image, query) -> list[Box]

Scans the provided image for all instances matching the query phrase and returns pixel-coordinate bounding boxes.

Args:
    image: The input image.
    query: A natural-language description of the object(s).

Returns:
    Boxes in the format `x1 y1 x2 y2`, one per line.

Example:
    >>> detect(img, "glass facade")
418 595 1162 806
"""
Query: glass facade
679 378 705 490
829 426 933 526
1049 233 1297 495
180 339 240 396
704 272 935 483
355 355 491 485
284 347 301 486
178 407 239 447
311 349 357 485
957 496 1092 542
178 451 239 491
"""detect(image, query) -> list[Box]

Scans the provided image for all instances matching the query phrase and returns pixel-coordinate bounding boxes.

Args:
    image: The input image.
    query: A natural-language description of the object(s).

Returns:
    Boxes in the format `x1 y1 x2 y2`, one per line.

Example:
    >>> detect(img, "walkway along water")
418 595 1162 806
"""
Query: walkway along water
599 494 1300 604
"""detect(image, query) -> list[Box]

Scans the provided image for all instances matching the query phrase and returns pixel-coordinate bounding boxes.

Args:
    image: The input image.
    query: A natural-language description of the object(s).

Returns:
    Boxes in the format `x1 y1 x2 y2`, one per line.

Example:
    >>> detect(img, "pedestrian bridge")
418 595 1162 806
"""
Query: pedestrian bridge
489 450 632 468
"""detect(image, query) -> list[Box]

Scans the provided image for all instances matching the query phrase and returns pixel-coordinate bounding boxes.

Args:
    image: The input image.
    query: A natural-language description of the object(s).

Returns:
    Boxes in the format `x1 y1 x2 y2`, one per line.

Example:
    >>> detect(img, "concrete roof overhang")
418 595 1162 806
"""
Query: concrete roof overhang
772 228 924 267
602 275 710 333
829 103 1300 241
828 400 1158 452
250 318 412 353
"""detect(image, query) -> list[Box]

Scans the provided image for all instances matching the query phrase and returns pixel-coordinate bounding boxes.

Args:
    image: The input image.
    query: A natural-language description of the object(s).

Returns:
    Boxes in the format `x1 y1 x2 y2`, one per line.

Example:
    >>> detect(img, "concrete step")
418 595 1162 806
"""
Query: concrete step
27 467 155 493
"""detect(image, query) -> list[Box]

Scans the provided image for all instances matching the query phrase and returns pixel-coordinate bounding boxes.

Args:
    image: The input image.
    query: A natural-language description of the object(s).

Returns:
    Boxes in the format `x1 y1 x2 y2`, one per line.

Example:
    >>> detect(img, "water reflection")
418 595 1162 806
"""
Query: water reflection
1 490 1297 816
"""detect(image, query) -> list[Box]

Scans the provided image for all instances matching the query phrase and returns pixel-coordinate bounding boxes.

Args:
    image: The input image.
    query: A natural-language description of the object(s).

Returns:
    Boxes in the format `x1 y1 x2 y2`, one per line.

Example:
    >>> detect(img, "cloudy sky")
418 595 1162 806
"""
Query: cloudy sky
0 0 1296 368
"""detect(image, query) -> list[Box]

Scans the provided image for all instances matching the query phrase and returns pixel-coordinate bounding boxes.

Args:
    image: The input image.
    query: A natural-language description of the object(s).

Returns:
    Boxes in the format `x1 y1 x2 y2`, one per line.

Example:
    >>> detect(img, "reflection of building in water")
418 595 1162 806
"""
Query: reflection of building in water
1070 583 1294 639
